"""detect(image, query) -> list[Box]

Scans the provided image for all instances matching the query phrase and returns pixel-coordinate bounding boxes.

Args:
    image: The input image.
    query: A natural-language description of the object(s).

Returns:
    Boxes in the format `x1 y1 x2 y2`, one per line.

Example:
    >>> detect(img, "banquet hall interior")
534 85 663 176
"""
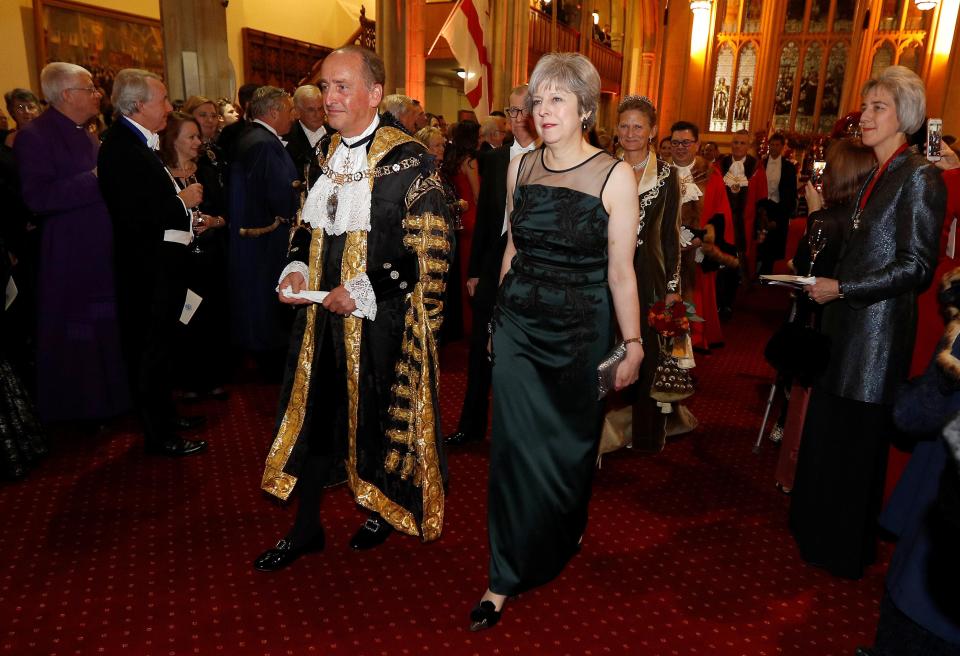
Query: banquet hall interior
2 0 960 654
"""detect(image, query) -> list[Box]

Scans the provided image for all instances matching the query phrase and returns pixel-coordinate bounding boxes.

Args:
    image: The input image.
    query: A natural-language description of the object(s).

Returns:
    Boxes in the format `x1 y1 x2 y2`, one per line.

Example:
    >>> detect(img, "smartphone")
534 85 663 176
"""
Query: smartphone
811 160 826 191
927 118 943 162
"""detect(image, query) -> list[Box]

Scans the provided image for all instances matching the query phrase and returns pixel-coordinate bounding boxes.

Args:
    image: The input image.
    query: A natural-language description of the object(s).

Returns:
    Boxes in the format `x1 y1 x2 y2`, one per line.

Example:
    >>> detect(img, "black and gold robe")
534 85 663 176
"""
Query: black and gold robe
260 123 451 541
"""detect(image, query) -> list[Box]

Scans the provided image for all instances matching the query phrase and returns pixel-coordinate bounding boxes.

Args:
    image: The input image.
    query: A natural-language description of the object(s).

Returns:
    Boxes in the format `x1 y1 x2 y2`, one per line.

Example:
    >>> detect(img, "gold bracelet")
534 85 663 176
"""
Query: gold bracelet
623 337 643 346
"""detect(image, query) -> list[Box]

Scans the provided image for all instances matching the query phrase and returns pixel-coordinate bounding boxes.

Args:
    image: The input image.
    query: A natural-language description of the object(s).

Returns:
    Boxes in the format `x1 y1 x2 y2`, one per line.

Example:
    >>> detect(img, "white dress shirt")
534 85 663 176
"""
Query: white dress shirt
766 156 782 203
501 138 539 235
300 121 327 149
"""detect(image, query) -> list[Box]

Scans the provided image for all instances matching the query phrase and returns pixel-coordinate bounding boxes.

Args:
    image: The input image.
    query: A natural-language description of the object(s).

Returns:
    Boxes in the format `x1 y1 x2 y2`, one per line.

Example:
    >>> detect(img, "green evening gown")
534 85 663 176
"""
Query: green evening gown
488 149 619 595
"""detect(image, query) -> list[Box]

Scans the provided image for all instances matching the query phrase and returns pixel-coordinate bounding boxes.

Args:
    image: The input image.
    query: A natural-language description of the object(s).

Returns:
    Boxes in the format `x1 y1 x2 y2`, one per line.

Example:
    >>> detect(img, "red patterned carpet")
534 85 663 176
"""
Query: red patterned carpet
0 287 891 656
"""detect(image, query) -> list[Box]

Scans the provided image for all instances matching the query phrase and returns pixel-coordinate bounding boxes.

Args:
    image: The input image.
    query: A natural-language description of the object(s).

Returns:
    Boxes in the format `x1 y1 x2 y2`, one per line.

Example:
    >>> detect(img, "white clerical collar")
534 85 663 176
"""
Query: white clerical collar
123 116 159 150
301 121 327 148
341 114 380 147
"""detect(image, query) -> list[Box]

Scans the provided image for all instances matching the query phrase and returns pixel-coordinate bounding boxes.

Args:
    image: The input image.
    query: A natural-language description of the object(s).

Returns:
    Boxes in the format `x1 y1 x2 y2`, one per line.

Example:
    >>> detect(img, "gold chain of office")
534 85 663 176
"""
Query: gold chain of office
320 156 422 186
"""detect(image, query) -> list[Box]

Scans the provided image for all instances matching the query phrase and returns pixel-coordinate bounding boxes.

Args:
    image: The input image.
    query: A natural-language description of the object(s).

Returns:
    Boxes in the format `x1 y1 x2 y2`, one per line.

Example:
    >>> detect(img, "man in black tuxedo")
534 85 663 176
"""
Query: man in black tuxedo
227 86 299 372
756 132 798 274
447 85 538 446
98 68 207 457
285 84 328 187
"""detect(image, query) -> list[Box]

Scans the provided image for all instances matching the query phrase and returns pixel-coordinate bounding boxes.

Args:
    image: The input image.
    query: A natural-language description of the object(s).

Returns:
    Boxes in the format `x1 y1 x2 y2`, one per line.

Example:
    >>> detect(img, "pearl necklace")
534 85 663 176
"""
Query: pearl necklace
621 153 649 171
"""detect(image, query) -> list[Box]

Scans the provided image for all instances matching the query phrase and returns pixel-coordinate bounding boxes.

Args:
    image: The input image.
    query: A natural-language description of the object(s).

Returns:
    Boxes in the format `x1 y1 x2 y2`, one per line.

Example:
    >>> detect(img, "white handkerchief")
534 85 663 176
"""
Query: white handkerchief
5 277 17 311
281 286 363 317
179 289 203 324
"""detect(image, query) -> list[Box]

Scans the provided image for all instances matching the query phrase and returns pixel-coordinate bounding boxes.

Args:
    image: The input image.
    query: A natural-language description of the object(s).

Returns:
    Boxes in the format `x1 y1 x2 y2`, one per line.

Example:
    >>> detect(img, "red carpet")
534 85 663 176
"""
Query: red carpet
0 287 890 655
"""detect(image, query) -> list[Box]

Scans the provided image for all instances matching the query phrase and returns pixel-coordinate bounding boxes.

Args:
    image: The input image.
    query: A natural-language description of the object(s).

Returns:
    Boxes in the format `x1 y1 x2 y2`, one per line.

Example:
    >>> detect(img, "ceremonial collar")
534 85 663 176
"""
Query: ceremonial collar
341 114 380 149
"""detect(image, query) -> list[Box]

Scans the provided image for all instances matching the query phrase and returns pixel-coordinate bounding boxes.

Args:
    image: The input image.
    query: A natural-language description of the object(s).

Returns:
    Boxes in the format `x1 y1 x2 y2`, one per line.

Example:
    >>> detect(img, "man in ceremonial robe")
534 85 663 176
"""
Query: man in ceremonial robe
227 86 300 369
717 129 759 310
15 62 129 424
669 121 733 351
253 46 451 572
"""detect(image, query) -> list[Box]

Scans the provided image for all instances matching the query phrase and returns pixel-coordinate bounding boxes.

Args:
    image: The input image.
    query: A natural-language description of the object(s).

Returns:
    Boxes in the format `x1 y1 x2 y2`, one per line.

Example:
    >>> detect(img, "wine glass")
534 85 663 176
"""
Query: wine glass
186 174 204 255
807 218 826 276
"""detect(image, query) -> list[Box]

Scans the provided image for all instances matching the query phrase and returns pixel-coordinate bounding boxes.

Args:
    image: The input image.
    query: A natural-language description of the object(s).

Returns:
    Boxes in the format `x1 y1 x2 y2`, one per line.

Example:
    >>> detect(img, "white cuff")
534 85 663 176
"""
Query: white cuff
276 261 310 291
343 273 377 320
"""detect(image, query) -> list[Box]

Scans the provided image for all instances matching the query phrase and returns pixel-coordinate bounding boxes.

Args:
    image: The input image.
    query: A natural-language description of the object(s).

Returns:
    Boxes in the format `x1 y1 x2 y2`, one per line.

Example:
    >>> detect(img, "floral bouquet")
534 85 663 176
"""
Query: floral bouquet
647 299 702 338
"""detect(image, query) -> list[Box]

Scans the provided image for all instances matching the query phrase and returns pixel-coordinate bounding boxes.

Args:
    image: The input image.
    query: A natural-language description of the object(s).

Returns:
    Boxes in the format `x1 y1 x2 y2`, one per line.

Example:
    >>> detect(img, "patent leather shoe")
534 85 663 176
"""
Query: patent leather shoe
253 531 325 572
445 430 483 446
349 515 393 550
469 600 503 632
172 415 206 431
145 437 207 457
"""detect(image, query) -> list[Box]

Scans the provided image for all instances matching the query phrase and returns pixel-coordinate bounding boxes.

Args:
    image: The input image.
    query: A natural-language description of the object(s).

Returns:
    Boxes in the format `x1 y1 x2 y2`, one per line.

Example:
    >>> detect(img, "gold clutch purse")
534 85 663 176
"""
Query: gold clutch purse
596 341 626 400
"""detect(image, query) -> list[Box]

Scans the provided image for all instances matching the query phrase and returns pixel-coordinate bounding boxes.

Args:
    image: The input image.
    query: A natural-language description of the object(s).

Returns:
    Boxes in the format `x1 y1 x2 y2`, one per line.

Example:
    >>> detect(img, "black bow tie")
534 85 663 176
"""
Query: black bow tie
343 132 375 150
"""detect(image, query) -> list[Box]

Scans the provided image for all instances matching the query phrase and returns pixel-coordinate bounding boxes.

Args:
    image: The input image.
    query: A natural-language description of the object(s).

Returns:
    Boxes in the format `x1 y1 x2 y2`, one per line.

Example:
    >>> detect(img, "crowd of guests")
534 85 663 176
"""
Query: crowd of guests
2 48 959 651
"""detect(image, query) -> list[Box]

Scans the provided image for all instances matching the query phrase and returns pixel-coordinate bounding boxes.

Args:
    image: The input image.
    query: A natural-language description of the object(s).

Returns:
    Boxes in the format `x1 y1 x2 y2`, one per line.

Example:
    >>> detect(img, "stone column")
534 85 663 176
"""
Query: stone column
406 0 426 103
378 0 406 95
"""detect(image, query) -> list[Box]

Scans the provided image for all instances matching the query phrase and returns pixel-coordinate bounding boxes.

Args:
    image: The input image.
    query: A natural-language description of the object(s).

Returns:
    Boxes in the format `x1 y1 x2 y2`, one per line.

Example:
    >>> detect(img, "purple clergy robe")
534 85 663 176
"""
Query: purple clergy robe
14 108 129 423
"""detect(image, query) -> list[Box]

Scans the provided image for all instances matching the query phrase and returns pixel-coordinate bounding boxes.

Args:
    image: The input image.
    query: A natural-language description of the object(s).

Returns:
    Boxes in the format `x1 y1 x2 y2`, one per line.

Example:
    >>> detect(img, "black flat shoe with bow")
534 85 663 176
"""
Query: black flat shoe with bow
469 600 503 632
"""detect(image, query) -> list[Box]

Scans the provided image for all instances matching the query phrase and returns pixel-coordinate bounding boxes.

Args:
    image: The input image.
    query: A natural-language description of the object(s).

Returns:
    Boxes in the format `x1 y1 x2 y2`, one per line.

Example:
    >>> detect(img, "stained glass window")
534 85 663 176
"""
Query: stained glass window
809 0 830 33
871 41 895 78
731 44 757 132
795 42 823 133
743 0 762 32
774 42 799 130
819 41 847 133
879 0 902 31
710 44 735 132
722 0 742 33
786 0 806 32
833 1 854 32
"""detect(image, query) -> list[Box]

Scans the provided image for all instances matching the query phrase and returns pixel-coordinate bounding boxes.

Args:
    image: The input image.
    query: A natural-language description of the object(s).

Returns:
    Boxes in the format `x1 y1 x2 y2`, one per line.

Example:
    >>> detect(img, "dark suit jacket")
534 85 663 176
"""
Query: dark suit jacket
284 121 326 186
760 156 798 219
216 118 247 164
468 145 510 311
98 117 190 324
821 147 945 405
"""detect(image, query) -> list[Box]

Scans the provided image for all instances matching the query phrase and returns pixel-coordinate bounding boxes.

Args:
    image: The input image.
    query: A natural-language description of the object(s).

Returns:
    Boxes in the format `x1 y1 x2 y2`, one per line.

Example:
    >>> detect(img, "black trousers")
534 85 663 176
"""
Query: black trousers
456 291 495 439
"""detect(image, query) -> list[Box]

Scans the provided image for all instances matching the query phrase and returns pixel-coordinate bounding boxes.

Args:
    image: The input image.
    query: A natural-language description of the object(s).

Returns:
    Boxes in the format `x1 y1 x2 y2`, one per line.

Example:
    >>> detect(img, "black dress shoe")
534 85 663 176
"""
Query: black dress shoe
253 531 325 572
445 430 483 446
172 415 206 431
349 515 393 550
469 600 503 632
145 437 207 457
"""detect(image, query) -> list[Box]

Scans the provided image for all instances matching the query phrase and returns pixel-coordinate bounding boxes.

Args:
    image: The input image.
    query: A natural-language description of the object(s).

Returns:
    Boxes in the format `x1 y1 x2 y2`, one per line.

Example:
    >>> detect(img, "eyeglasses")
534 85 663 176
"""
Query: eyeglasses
66 87 100 95
670 139 697 148
15 103 40 113
504 106 527 118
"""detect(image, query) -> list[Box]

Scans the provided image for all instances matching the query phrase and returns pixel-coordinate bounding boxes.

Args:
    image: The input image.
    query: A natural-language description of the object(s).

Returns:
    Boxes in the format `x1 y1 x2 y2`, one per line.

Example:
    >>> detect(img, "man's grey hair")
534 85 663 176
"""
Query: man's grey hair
112 68 163 117
247 86 289 119
479 117 500 138
293 84 321 108
861 65 926 135
526 52 600 130
382 94 413 118
40 62 90 106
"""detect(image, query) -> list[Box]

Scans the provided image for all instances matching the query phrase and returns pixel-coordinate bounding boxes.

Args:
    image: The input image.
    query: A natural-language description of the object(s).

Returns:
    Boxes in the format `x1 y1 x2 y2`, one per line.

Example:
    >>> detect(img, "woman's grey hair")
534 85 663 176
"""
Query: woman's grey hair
414 126 442 147
40 62 90 105
861 65 926 135
247 86 289 119
112 69 163 117
526 52 600 130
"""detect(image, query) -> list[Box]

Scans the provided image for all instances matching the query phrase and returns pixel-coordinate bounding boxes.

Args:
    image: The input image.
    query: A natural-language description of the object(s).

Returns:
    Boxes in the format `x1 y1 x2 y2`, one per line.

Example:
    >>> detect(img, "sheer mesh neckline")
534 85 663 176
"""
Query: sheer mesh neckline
539 149 607 174
517 148 619 200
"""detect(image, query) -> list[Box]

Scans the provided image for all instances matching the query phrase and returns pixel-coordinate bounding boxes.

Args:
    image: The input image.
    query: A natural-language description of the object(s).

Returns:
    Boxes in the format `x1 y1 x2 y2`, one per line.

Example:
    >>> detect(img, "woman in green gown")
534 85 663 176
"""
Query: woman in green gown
469 53 644 631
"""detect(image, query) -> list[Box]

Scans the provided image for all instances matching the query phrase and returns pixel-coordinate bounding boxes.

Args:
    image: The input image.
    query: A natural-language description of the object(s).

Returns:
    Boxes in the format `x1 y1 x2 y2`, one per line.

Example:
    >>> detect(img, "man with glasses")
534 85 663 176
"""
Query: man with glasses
14 63 130 428
669 120 732 354
447 84 539 446
285 84 327 186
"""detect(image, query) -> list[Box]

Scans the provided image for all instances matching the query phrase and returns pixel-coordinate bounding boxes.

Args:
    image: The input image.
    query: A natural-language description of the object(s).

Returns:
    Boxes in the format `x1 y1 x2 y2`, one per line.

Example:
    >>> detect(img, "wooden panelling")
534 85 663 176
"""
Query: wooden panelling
242 27 332 92
590 41 623 93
